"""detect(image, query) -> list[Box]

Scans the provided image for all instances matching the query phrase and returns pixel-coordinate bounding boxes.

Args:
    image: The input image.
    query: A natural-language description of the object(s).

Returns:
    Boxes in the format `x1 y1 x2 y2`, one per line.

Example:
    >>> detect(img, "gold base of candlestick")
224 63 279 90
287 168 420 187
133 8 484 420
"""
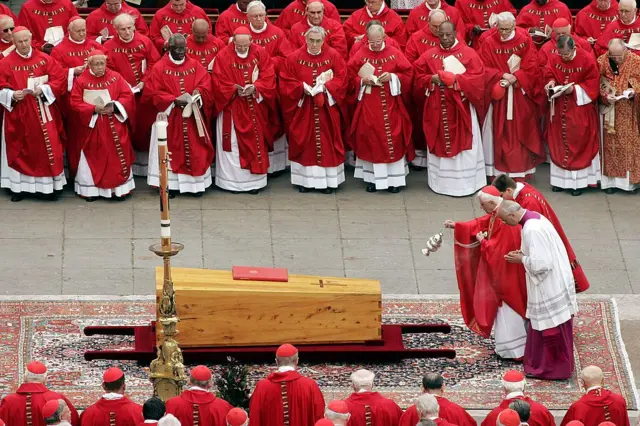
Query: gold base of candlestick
149 242 184 257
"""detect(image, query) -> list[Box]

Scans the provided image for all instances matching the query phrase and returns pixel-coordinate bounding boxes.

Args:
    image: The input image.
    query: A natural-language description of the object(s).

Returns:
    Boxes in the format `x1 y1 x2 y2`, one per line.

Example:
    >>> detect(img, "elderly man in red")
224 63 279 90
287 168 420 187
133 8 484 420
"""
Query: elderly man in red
324 401 351 425
81 368 142 426
343 0 407 50
575 0 617 44
0 362 79 426
289 1 347 59
149 0 211 52
405 0 464 38
595 0 640 57
348 23 413 193
538 18 593 65
345 370 403 426
187 19 226 72
17 0 78 53
0 15 16 56
405 9 450 63
515 0 572 48
85 0 148 43
166 366 232 426
274 0 339 36
455 0 515 49
216 0 250 42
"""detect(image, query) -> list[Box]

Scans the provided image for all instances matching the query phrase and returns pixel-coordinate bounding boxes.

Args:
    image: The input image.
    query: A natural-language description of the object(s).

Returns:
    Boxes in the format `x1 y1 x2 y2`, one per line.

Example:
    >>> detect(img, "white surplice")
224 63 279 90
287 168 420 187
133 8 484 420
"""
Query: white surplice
493 303 528 359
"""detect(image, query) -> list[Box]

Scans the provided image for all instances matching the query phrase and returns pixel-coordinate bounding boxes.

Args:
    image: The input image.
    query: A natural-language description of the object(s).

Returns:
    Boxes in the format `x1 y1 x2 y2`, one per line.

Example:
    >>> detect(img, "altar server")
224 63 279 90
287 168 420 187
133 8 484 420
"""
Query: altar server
80 368 143 426
141 398 165 425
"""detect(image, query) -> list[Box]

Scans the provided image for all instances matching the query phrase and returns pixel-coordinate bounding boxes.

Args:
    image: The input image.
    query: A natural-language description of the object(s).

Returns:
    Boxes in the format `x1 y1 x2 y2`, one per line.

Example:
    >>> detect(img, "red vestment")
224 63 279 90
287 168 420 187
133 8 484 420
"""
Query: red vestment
0 49 67 177
405 1 465 39
342 6 407 50
574 1 618 40
537 34 593 66
17 0 79 50
414 42 486 159
516 0 572 30
0 3 17 22
560 388 630 426
186 34 226 72
279 46 346 167
406 28 464 64
250 23 293 74
85 2 149 41
215 4 248 41
289 17 348 59
143 55 214 176
165 389 233 426
399 397 476 426
274 0 340 35
481 395 555 426
149 2 212 52
513 182 590 292
80 397 143 426
69 68 135 189
542 48 599 170
103 33 160 153
347 45 413 164
455 0 516 49
212 43 276 174
248 370 325 426
478 29 546 174
595 19 640 57
344 391 403 426
0 383 80 426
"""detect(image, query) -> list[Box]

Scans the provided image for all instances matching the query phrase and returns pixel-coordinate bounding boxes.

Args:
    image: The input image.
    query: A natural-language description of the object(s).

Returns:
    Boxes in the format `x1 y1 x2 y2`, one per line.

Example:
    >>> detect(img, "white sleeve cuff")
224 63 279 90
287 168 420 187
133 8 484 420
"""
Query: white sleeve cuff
357 82 366 101
325 87 335 107
0 88 14 111
574 85 593 106
389 73 401 96
89 113 98 128
113 100 128 123
40 84 56 105
164 103 174 115
67 68 75 92
255 91 263 103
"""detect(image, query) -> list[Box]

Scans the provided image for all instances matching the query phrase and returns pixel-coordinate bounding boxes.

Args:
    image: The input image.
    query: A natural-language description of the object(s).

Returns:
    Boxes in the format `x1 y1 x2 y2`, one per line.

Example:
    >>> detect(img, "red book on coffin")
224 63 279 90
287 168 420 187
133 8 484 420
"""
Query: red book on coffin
232 266 289 282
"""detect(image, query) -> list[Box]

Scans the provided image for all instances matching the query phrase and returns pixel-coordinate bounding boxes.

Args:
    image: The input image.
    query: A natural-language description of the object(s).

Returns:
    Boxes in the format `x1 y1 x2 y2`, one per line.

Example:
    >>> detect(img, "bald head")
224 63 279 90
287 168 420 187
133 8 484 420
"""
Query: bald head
581 366 604 388
608 38 628 64
0 15 14 42
192 18 209 42
306 1 324 25
428 9 447 36
440 20 455 32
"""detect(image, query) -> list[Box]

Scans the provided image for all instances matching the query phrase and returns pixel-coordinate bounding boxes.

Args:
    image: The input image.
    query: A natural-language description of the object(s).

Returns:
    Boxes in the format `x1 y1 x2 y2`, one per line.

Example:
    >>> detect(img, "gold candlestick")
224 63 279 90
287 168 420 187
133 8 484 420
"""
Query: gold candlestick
148 113 187 401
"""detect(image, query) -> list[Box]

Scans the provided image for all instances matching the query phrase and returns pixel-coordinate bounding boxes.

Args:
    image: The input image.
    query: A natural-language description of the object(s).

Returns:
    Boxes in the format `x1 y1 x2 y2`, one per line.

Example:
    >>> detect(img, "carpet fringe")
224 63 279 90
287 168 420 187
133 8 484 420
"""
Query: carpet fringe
611 297 640 410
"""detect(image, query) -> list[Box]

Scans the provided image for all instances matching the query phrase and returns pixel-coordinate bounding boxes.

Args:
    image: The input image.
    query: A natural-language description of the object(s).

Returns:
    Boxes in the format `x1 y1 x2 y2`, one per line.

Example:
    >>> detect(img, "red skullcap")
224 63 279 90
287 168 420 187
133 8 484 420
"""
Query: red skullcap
226 408 248 426
13 26 29 34
566 422 585 426
27 361 47 374
498 409 521 426
41 400 60 418
598 423 616 426
276 343 298 357
481 185 501 197
327 400 349 414
103 367 124 383
234 26 251 36
503 370 525 382
552 18 570 28
69 16 82 23
438 70 456 87
315 420 335 426
491 82 506 100
190 365 212 381
89 49 106 57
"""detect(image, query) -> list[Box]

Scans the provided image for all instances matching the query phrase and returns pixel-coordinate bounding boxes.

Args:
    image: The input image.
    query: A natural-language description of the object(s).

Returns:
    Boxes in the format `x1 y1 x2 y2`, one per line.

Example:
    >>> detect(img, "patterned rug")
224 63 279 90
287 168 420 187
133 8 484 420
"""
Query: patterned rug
0 296 637 411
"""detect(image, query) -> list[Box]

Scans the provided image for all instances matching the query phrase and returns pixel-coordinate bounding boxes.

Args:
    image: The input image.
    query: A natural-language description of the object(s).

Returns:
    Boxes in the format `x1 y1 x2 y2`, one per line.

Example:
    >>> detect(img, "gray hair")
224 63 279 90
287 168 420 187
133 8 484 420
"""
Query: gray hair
168 33 187 47
502 378 526 394
246 0 266 13
113 13 135 28
306 0 324 10
495 11 516 25
0 14 14 28
68 17 85 31
428 8 447 22
275 354 298 367
415 394 439 418
366 24 385 38
557 34 575 50
499 200 523 214
25 370 47 383
304 25 326 39
476 190 503 205
417 421 438 426
44 400 67 426
350 369 375 390
13 28 32 38
325 407 350 422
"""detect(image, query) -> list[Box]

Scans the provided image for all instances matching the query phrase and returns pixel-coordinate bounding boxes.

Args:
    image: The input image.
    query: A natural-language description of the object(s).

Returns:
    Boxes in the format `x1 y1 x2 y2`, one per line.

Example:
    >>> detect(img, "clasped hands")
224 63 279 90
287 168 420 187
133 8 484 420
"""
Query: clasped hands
501 73 517 86
12 86 44 102
236 85 256 98
95 103 114 115
174 89 201 108
362 72 391 86
505 250 523 263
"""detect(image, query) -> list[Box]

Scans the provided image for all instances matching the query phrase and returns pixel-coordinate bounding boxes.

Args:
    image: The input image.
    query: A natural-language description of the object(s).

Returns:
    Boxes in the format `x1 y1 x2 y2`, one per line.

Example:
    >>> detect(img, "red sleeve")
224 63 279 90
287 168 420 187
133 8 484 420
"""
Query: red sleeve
324 50 347 103
388 13 408 49
143 38 161 83
149 13 166 52
324 1 340 22
342 15 361 46
412 53 433 95
454 51 487 110
311 383 325 423
46 55 68 98
278 53 304 123
405 9 421 36
329 24 349 60
211 50 239 112
134 13 150 36
70 76 97 125
594 24 613 57
142 66 177 112
576 56 600 101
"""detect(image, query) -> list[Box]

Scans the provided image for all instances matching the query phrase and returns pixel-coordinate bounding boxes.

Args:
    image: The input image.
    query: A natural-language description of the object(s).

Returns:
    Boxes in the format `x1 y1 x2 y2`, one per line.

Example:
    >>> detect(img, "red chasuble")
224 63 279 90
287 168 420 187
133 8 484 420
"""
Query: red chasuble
342 6 408 50
142 55 213 176
0 49 67 177
537 35 593 66
86 2 149 42
406 28 462 64
149 2 212 52
69 69 135 189
215 4 249 41
347 45 414 164
560 388 630 426
344 392 403 426
248 370 325 426
289 17 348 59
481 396 555 426
595 18 640 57
399 397 476 426
455 0 516 49
165 389 233 426
274 0 340 35
186 34 226 72
212 43 276 174
0 383 80 426
17 0 79 50
478 29 546 174
414 42 486 159
250 24 293 74
513 183 590 293
279 46 347 168
574 1 618 40
516 0 572 31
405 1 465 38
80 397 143 426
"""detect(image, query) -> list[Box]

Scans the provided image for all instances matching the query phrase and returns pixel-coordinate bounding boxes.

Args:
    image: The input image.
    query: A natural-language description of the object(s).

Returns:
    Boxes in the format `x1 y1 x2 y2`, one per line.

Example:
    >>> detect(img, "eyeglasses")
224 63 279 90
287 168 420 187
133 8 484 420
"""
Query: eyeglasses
2 27 14 33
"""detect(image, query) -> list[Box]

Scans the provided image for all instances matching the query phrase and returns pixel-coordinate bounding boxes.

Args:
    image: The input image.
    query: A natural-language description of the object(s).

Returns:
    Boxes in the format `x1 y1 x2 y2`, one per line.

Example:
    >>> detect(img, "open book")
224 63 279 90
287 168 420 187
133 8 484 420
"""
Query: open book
358 62 379 94
547 82 574 100
304 69 333 96
530 25 552 40
443 56 466 75
234 66 260 92
44 26 64 46
24 75 48 95
83 88 114 108
161 25 173 42
610 89 635 101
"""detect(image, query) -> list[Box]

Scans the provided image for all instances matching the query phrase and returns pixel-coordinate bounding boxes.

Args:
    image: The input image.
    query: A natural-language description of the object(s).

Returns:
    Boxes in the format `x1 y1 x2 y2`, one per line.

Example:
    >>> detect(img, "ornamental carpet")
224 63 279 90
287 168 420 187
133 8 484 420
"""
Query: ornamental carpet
0 296 637 411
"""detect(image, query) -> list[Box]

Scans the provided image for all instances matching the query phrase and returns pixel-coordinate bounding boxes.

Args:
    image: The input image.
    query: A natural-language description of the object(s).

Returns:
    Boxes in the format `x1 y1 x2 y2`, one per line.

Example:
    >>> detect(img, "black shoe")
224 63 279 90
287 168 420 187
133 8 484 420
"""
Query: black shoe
409 164 426 171
321 187 334 194
85 196 97 203
269 170 285 178
168 190 177 199
10 193 23 202
571 189 582 197
604 188 617 195
45 192 59 201
387 186 400 194
114 195 127 201
552 186 564 192
248 189 260 195
366 183 377 193
191 192 203 198
298 186 310 193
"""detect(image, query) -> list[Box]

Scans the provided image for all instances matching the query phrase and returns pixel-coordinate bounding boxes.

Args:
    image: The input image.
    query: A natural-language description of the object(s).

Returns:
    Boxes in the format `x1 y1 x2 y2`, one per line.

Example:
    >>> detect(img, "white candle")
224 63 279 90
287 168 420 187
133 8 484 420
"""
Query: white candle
156 121 169 146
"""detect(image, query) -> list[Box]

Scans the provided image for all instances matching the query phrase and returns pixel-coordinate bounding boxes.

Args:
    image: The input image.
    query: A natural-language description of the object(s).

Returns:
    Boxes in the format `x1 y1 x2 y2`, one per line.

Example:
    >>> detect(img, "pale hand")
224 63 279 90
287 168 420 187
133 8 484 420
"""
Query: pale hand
502 73 517 85
94 104 104 114
443 220 455 229
243 85 256 97
354 34 365 42
236 86 246 96
431 74 443 85
588 37 596 44
134 82 144 91
362 75 376 86
73 65 85 76
476 232 485 242
564 85 574 95
12 90 26 102
100 27 109 38
544 80 556 91
378 72 391 83
606 94 617 104
193 89 200 97
505 250 523 263
32 87 43 97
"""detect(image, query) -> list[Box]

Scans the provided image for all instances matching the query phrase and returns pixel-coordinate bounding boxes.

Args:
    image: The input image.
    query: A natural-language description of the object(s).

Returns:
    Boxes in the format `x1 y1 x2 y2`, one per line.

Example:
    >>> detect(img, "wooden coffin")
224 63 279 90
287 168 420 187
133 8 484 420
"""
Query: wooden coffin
156 267 382 348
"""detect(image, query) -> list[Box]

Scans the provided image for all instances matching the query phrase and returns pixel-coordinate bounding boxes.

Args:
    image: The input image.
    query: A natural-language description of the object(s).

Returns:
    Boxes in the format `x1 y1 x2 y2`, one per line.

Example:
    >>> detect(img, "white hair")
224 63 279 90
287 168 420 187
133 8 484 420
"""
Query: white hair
68 17 85 30
305 25 326 39
581 365 604 386
0 14 14 28
13 29 32 37
158 414 181 426
24 370 47 383
113 13 135 28
499 200 523 214
502 379 526 394
275 354 298 367
350 369 375 391
415 394 439 418
428 8 446 21
476 190 503 205
366 24 384 38
495 11 516 25
88 53 107 63
306 0 324 10
246 0 266 13
619 0 636 9
325 408 350 422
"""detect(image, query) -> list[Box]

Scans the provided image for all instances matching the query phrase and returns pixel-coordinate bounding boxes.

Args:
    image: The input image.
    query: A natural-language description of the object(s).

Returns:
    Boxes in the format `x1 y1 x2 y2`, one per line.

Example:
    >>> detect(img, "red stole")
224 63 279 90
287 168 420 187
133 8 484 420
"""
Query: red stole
80 397 143 426
104 34 160 86
250 24 292 73
595 18 640 57
51 38 102 69
165 390 232 426
289 18 348 59
186 34 225 71
149 2 210 51
515 0 572 30
482 396 556 426
405 1 464 35
560 389 631 426
85 3 149 41
274 0 340 33
0 383 80 426
455 0 517 49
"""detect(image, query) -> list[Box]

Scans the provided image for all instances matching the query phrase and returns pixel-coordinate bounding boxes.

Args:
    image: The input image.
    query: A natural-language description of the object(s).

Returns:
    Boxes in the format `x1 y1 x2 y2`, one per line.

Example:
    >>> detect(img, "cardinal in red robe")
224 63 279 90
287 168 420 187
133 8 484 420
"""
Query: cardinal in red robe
542 34 600 196
455 0 515 49
343 370 403 426
85 0 148 43
274 0 340 36
279 26 347 193
347 24 413 193
574 0 618 43
0 362 80 426
561 366 630 426
249 344 325 426
537 19 594 65
216 0 250 42
482 371 555 426
516 0 572 48
405 0 464 39
289 2 348 59
149 0 211 53
166 366 232 426
17 0 78 52
350 29 400 56
342 0 407 50
143 34 214 195
493 175 591 293
212 27 276 194
595 0 640 57
187 19 226 72
0 27 68 202
80 368 143 426
324 400 351 424
479 15 545 180
104 13 160 176
413 394 458 426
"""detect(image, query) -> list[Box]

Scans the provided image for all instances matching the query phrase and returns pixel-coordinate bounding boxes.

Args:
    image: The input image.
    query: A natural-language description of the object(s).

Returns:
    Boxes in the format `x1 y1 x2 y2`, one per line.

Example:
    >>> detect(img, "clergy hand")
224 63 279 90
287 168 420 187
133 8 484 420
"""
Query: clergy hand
243 85 256 97
505 250 523 263
544 80 556 91
12 90 26 102
103 104 114 115
378 72 391 83
475 232 485 242
502 73 517 85
32 87 43 97
100 28 110 38
431 74 443 85
564 85 574 95
362 75 376 86
354 34 365 42
74 65 85 76
443 220 456 229
588 37 596 44
528 27 541 35
193 89 200 97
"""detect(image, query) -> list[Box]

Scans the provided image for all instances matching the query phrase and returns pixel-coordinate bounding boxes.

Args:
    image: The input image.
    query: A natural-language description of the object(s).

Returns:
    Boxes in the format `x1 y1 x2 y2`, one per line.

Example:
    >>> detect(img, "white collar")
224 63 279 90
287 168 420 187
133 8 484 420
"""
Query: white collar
428 417 439 420
426 1 441 9
236 3 246 13
366 1 385 17
441 39 458 50
188 386 209 392
307 48 322 56
501 31 516 42
143 422 159 424
17 48 33 59
277 366 296 372
236 49 249 58
250 22 267 33
505 391 525 399
357 388 371 393
1 38 10 44
368 42 385 51
69 35 86 44
169 54 185 64
119 35 134 44
586 385 603 392
102 393 124 400
513 182 525 198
